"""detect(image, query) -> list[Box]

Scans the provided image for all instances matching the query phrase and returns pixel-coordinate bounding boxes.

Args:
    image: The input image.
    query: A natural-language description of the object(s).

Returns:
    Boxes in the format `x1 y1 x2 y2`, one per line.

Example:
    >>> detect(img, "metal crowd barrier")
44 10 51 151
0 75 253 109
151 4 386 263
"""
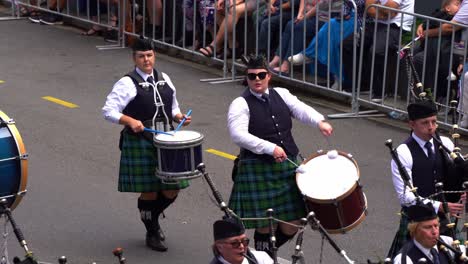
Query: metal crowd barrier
3 0 468 130
357 4 468 131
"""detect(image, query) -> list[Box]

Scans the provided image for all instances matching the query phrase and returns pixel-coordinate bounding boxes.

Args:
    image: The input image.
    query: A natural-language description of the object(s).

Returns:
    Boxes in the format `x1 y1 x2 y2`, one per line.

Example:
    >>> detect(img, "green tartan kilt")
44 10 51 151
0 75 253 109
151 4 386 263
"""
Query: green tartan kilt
118 132 190 192
387 211 409 259
228 156 306 229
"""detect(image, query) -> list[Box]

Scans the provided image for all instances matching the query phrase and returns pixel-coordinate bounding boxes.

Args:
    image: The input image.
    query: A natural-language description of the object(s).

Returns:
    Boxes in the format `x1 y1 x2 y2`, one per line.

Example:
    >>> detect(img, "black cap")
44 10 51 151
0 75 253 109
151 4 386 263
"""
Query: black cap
213 217 245 241
407 100 438 121
132 36 154 52
407 203 437 222
243 54 268 70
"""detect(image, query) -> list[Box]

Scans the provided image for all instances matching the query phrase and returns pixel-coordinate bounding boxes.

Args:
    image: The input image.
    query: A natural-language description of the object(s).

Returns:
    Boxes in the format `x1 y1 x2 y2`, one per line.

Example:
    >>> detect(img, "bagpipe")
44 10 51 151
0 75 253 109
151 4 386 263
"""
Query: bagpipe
384 37 468 262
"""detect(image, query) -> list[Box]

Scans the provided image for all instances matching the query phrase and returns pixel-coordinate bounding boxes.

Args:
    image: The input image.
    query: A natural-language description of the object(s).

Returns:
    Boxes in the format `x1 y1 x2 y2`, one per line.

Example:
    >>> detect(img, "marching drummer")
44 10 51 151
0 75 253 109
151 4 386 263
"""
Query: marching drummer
102 36 191 252
227 55 333 255
388 99 464 258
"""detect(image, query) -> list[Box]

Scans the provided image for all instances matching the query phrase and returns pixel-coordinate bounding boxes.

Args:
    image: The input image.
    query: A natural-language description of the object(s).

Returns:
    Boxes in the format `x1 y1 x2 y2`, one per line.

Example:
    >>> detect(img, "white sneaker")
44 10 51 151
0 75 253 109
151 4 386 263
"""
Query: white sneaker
288 53 312 65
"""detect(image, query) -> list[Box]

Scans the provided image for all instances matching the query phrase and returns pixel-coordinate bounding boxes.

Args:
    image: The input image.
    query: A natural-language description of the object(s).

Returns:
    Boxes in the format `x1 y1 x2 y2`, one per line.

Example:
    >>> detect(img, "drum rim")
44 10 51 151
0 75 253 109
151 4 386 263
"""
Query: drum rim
296 150 360 203
153 131 204 146
0 110 28 210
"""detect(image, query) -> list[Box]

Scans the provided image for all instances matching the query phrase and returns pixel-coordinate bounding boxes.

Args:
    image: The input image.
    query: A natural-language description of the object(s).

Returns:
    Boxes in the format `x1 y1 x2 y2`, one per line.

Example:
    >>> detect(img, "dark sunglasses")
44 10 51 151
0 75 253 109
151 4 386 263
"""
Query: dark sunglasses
247 72 268 80
223 238 250 248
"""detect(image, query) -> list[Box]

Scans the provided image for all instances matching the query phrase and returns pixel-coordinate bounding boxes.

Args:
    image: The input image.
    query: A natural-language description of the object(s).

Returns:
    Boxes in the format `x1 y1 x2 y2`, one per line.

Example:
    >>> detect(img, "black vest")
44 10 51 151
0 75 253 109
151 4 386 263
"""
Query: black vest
405 137 446 198
240 88 299 162
400 240 450 264
123 69 174 125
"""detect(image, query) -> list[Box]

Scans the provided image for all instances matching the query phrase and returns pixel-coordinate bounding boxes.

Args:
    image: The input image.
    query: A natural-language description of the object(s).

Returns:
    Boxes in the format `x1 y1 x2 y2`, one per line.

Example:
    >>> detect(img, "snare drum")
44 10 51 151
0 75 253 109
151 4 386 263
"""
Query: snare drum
0 110 28 210
153 130 204 182
296 150 367 233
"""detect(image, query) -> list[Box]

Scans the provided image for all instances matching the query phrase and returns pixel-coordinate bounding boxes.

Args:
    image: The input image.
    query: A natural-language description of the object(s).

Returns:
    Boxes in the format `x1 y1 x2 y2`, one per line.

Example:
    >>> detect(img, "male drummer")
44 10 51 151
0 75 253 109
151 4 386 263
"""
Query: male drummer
393 202 463 264
102 36 191 252
227 55 333 255
388 99 464 258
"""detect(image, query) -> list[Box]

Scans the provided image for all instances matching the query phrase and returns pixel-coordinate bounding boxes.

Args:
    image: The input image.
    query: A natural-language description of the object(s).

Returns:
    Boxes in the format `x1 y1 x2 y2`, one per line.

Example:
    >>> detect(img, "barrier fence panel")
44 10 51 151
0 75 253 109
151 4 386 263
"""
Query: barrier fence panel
358 4 468 131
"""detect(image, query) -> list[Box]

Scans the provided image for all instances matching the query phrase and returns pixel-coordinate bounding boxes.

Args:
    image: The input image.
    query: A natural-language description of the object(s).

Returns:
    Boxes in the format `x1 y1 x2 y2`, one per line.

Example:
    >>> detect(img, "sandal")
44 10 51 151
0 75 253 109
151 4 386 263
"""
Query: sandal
81 26 103 36
198 45 215 57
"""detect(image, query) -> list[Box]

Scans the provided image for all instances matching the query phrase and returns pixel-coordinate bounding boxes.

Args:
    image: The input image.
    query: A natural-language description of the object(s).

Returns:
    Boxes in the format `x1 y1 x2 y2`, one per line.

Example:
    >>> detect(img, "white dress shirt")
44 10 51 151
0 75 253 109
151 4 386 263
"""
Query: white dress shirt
227 87 325 156
102 67 181 124
393 236 460 264
391 133 454 212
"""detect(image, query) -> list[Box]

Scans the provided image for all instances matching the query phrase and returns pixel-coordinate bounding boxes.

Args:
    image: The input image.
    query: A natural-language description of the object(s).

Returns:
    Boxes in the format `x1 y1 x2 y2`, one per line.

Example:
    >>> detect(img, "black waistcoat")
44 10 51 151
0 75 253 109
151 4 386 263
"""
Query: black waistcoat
405 137 446 198
400 240 450 264
123 69 173 124
240 88 299 161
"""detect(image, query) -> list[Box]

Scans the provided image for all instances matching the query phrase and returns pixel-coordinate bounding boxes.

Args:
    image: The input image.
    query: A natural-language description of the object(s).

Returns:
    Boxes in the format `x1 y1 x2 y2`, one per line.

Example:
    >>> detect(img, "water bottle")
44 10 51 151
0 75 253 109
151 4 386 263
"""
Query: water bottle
388 111 407 121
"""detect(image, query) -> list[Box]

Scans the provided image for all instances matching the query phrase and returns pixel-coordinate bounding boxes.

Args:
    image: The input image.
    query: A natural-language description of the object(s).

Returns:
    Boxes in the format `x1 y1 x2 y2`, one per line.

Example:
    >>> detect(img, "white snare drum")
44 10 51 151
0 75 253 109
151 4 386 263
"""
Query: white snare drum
296 150 367 233
153 130 204 182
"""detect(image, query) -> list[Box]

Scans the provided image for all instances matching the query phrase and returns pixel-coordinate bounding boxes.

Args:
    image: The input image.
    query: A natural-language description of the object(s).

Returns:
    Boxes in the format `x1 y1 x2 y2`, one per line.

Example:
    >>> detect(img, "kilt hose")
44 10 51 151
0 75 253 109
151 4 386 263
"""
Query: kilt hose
228 156 306 229
118 132 189 192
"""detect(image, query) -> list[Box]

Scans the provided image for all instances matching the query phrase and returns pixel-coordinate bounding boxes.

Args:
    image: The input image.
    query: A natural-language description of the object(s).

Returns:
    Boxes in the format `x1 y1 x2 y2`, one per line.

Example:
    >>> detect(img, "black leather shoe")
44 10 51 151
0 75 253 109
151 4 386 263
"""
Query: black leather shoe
146 232 168 252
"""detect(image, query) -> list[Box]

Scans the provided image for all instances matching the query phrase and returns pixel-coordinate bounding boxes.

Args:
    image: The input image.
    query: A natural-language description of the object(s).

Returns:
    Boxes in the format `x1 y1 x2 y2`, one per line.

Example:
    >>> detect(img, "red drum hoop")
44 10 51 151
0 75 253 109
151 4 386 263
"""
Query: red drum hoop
0 110 28 210
296 150 367 234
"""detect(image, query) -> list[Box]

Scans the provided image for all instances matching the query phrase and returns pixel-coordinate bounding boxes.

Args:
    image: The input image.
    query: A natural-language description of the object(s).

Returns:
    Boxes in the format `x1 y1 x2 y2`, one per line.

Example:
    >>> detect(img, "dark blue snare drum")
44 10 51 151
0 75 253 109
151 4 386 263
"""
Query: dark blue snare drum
0 110 28 210
153 130 203 183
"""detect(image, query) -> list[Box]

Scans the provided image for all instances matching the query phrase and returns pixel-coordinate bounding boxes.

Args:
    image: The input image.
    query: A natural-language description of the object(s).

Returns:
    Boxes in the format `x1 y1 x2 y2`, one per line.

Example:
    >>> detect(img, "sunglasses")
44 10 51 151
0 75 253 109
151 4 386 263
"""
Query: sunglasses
223 238 250 249
247 72 268 81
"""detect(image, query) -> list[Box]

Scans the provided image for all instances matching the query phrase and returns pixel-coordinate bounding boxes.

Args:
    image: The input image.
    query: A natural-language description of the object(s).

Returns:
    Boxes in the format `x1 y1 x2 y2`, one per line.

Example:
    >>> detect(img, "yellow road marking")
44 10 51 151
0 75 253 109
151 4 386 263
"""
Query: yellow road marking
205 148 237 160
42 96 79 108
0 80 4 84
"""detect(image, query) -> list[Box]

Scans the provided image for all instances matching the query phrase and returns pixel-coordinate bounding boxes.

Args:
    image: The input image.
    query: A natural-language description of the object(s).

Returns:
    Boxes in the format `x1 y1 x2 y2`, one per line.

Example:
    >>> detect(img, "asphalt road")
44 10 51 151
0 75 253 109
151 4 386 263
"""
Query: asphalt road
0 19 422 264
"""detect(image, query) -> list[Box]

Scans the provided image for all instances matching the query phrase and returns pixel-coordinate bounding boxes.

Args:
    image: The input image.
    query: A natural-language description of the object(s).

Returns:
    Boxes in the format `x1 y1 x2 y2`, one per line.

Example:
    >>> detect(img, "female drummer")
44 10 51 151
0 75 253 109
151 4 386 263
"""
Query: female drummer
102 36 191 252
227 55 333 255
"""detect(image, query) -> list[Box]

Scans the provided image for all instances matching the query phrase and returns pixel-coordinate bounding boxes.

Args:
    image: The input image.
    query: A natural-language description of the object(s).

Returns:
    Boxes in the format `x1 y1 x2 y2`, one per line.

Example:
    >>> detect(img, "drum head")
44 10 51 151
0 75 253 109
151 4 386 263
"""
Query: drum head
154 130 203 146
296 150 359 202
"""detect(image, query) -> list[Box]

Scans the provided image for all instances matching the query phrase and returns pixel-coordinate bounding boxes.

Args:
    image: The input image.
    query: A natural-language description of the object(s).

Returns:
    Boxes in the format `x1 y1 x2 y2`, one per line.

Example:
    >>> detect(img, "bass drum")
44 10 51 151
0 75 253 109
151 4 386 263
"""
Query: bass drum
0 110 28 210
296 150 367 234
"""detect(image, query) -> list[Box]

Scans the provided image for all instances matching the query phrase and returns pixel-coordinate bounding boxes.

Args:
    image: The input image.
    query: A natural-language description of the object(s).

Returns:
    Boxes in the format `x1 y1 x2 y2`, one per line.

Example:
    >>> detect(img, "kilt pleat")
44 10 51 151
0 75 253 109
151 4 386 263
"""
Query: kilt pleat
118 132 189 192
228 157 306 229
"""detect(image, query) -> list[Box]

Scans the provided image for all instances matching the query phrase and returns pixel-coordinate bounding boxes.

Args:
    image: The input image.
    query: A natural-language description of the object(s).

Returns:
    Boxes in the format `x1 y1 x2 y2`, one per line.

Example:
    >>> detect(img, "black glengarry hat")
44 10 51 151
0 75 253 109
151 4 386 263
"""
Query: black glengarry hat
407 99 438 121
132 35 154 52
407 202 437 222
242 54 268 70
213 217 245 241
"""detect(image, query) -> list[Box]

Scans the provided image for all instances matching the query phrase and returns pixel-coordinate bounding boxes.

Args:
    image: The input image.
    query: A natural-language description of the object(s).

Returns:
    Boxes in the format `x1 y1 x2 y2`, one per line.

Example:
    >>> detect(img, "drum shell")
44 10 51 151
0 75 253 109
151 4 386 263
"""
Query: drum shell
297 150 367 233
153 131 204 181
0 111 28 210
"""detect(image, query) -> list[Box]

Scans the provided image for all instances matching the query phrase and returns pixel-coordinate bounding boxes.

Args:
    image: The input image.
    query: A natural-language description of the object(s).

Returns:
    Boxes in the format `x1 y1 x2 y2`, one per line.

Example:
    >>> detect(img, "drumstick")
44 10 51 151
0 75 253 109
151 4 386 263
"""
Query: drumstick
143 127 173 136
286 157 306 174
174 109 192 133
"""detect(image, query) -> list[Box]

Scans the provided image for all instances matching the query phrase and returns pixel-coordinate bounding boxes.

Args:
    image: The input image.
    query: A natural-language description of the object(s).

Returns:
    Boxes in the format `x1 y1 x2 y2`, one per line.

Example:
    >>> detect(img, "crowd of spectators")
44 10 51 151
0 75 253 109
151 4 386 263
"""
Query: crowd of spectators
12 0 468 127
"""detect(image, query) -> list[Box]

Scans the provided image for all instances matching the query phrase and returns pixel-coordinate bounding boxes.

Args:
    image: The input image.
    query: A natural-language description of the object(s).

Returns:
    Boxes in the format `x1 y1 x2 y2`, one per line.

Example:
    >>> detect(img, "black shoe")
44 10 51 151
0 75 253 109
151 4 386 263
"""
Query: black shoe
146 232 168 252
144 24 162 40
28 13 42 23
104 29 118 43
40 13 63 25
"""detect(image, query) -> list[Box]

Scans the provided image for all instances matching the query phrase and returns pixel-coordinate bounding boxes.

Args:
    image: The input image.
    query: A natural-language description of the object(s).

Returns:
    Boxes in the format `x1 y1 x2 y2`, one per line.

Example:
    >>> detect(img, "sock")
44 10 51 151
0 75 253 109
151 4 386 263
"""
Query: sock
275 228 296 248
254 231 272 257
137 198 156 233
